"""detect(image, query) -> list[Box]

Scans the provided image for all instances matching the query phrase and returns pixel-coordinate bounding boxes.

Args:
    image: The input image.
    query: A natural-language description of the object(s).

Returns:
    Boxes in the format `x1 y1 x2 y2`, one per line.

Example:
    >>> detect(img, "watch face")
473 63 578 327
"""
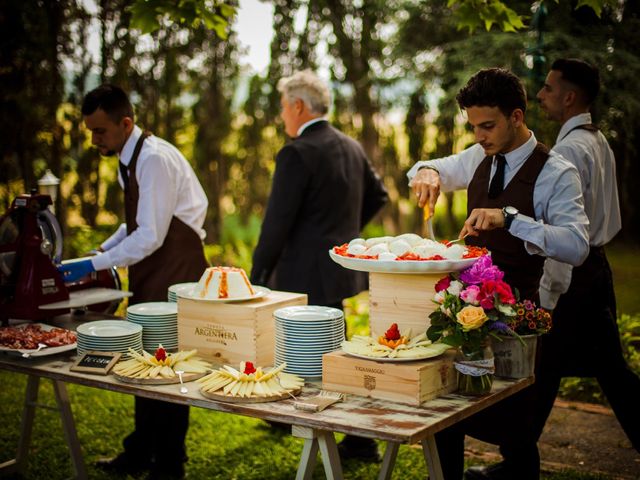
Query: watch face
505 206 518 215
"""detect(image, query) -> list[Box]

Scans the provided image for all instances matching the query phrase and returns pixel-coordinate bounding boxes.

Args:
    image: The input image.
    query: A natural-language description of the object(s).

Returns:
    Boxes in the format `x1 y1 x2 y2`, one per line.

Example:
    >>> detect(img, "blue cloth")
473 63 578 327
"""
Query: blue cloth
57 258 95 282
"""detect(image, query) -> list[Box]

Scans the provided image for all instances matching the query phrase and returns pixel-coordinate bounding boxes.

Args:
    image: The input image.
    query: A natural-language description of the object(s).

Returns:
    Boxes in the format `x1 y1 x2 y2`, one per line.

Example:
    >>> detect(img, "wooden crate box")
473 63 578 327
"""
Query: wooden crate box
178 291 307 366
322 350 457 406
369 272 445 336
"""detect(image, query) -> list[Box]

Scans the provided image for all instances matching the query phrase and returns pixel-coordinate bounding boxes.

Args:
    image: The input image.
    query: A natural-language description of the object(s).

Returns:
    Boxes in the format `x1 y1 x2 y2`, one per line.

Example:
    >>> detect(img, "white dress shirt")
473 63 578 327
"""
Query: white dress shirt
539 113 622 308
92 125 208 271
296 117 327 137
407 131 589 269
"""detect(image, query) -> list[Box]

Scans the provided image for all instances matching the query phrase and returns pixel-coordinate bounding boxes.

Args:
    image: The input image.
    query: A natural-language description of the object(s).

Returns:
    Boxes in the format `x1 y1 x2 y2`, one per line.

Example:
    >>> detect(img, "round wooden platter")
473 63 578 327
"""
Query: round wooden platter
113 370 208 385
199 387 302 403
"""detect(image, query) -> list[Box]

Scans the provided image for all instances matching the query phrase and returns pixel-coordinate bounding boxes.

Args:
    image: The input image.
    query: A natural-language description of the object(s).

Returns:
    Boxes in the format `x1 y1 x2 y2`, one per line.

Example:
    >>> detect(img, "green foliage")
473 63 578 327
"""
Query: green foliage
203 213 262 272
448 0 526 33
446 0 613 33
128 0 235 38
63 225 117 259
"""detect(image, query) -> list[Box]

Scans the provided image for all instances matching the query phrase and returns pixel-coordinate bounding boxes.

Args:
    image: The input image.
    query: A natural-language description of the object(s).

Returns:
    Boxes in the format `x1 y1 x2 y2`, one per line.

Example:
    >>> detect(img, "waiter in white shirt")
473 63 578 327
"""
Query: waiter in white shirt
407 68 589 480
467 58 640 480
59 84 209 480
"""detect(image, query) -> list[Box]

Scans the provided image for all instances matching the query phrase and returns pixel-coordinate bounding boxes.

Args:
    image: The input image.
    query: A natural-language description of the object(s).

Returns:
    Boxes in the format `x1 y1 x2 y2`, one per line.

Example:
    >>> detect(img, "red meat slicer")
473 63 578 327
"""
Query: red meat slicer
0 190 124 324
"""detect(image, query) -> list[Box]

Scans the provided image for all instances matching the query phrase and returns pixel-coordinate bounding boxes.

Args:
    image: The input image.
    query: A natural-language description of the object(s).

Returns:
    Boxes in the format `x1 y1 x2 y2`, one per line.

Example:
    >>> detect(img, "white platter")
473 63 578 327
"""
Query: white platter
329 250 480 274
342 348 449 362
0 323 77 357
177 286 270 303
127 302 178 316
77 320 142 337
274 306 343 321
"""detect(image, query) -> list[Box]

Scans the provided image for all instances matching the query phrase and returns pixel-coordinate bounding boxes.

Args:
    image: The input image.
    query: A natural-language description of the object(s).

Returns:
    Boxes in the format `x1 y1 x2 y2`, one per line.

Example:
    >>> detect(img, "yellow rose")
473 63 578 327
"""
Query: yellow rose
456 306 488 331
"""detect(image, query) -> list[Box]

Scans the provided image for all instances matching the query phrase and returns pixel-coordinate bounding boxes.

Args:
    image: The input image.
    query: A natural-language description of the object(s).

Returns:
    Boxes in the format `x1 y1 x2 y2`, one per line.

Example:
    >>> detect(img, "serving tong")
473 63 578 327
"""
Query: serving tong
22 343 47 358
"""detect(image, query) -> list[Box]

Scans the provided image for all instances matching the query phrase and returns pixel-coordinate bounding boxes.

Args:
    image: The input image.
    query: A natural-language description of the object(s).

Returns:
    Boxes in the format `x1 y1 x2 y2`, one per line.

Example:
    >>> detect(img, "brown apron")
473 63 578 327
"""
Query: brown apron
466 142 549 302
122 132 208 304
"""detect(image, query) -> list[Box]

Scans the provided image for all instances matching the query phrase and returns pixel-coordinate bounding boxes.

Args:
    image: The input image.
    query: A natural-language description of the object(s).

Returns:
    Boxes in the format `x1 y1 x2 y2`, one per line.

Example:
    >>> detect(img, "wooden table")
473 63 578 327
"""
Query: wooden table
0 313 533 480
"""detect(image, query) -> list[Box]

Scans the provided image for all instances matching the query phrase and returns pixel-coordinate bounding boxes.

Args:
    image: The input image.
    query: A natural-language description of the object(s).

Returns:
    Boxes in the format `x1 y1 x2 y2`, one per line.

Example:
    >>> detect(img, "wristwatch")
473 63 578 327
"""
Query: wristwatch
502 206 518 230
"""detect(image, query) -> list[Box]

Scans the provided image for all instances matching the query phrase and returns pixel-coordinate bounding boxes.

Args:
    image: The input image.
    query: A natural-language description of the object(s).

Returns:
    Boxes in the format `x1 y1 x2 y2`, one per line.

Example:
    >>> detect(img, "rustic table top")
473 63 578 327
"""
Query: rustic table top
1 312 533 444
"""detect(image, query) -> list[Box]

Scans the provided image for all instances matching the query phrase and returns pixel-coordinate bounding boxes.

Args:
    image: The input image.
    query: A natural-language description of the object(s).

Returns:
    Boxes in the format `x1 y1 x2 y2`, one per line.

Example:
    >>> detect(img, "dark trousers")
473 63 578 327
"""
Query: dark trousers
531 248 640 450
123 396 190 470
436 248 640 479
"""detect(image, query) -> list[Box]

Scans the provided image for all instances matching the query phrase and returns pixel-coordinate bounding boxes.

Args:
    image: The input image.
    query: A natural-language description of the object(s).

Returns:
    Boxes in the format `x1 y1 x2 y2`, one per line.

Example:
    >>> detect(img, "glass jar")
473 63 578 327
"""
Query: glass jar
454 342 495 396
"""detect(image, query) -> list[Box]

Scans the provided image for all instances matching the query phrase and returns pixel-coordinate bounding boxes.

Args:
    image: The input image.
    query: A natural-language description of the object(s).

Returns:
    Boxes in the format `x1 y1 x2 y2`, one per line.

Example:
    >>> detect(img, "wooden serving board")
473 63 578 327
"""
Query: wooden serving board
199 387 301 403
112 370 208 385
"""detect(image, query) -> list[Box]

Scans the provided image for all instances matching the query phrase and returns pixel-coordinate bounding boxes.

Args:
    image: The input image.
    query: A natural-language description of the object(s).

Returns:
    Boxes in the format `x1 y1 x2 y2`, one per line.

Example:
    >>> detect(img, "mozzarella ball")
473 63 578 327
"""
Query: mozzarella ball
378 252 398 261
442 244 466 259
395 233 424 246
389 239 412 256
347 243 368 256
365 243 390 256
365 236 394 247
348 238 365 247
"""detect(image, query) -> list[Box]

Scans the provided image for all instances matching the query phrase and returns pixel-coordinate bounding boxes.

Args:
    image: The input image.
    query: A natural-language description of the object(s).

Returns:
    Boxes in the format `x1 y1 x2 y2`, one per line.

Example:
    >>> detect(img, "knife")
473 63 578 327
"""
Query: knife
422 203 435 240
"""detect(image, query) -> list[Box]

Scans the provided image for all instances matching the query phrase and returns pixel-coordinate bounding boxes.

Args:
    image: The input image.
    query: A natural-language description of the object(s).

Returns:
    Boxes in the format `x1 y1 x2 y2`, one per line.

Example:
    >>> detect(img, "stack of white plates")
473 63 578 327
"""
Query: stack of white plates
127 302 178 351
76 320 143 357
168 282 197 302
274 306 345 379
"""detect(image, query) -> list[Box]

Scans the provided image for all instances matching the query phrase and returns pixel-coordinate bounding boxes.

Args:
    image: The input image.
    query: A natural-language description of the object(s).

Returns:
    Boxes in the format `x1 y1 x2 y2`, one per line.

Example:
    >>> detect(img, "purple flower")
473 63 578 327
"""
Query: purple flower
489 321 511 333
459 255 504 285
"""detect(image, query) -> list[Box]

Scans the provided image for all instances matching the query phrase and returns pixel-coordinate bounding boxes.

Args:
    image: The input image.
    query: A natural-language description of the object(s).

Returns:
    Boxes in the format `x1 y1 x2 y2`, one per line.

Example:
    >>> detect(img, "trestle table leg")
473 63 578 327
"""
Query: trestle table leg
52 380 87 480
421 435 444 480
293 425 344 480
0 375 40 475
377 441 400 480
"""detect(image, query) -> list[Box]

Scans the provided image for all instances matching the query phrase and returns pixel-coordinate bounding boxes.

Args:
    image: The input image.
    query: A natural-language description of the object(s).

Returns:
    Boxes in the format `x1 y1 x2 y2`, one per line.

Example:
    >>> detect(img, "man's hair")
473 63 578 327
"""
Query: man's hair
551 58 600 106
277 70 330 115
81 84 135 123
456 68 527 117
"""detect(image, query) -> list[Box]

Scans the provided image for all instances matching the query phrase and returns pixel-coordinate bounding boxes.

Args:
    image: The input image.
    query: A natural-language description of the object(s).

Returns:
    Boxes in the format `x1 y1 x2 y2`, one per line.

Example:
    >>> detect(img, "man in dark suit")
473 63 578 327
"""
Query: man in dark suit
251 69 388 460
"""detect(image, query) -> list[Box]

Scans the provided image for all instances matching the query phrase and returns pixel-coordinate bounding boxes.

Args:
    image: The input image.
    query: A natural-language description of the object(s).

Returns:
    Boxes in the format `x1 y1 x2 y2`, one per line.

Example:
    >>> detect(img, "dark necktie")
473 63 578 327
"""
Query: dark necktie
119 161 129 190
488 154 506 199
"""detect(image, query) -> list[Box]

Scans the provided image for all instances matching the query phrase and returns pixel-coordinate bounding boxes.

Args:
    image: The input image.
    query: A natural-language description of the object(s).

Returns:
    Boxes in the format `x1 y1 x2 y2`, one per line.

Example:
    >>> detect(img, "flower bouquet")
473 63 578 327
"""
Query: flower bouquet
427 255 518 395
492 299 552 378
507 300 552 335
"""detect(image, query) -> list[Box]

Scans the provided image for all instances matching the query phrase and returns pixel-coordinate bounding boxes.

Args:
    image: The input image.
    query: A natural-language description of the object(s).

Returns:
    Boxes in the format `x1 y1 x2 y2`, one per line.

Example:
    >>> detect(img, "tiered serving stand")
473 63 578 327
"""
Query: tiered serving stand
328 250 478 336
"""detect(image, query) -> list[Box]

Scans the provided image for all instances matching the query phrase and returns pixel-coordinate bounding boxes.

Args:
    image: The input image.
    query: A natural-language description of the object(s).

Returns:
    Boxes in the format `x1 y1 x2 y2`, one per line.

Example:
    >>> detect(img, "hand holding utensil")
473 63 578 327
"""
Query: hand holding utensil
422 204 435 240
445 233 470 247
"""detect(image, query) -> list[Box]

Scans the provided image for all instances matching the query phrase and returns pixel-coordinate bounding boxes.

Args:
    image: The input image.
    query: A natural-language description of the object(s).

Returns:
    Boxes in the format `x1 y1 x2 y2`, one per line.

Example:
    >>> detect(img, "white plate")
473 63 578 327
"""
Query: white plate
274 327 343 336
342 349 448 362
274 306 343 321
77 320 142 338
329 249 481 274
127 302 177 316
177 285 270 303
168 282 198 294
0 323 77 357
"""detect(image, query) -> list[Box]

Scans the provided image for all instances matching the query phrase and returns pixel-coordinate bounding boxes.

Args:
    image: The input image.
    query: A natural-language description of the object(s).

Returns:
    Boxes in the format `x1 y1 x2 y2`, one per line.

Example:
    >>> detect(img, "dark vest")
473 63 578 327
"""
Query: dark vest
123 132 208 304
466 143 549 302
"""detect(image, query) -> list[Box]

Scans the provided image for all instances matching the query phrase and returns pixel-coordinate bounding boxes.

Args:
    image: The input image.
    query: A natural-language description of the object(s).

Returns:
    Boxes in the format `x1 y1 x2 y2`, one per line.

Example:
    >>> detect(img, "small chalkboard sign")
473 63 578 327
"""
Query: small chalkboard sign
70 351 121 375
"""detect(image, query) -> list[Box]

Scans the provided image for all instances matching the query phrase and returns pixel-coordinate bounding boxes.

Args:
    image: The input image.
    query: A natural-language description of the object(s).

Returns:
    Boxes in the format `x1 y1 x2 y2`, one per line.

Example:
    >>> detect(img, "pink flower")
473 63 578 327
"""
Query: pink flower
435 276 451 292
460 285 481 305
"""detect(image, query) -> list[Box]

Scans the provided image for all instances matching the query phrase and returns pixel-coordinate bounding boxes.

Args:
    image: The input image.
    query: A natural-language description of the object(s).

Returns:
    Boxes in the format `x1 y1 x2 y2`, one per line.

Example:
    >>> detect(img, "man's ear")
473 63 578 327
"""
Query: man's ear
122 116 134 132
294 98 305 115
564 90 576 108
511 108 525 127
